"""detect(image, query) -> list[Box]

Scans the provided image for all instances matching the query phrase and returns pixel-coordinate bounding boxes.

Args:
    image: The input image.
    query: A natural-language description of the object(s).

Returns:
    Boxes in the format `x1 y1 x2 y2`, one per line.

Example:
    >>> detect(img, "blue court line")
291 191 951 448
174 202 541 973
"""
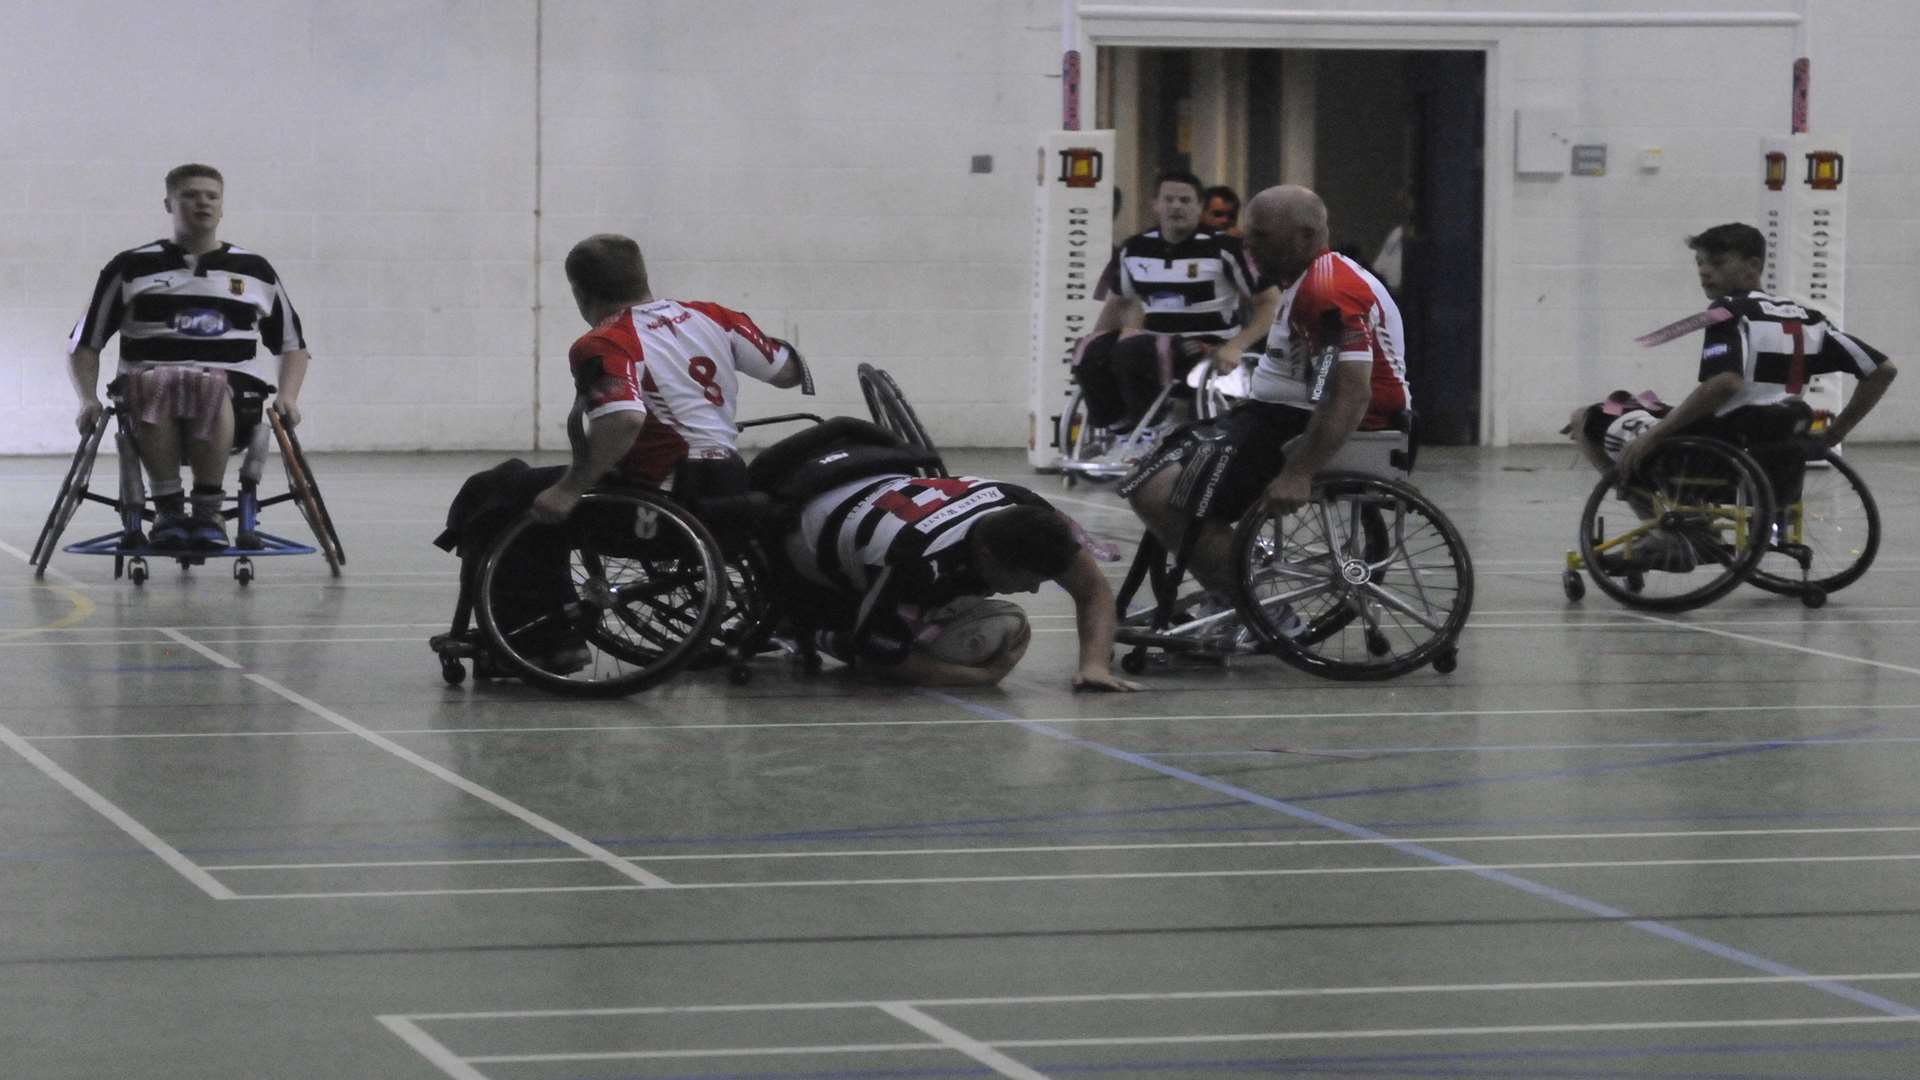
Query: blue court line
573 1036 1920 1080
920 689 1920 1019
1145 733 1920 757
569 1034 1920 1080
1270 737 1860 806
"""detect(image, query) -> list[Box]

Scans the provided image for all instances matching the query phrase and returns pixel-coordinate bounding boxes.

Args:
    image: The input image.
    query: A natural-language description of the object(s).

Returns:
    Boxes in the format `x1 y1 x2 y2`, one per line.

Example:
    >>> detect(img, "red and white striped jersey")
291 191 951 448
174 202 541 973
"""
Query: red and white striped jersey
568 299 792 484
1250 250 1410 427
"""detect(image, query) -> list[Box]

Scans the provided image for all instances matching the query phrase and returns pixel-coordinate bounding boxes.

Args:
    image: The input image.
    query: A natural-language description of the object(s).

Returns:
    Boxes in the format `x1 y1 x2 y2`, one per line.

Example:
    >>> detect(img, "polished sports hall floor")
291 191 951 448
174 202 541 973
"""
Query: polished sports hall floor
3 440 1919 1080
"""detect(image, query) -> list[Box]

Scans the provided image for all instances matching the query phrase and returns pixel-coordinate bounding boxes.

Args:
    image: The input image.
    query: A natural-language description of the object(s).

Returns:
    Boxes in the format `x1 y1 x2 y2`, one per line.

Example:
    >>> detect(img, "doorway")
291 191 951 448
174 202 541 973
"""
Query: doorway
1097 47 1486 445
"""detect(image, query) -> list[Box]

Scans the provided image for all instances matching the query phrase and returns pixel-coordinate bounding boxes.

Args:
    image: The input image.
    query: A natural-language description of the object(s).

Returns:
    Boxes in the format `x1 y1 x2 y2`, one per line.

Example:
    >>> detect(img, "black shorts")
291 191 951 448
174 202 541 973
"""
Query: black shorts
1117 400 1313 522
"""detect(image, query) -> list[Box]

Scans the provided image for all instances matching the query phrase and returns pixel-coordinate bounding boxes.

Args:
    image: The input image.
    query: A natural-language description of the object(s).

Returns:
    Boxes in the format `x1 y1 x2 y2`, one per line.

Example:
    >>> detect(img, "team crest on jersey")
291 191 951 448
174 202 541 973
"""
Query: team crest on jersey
1187 263 1198 279
228 276 245 296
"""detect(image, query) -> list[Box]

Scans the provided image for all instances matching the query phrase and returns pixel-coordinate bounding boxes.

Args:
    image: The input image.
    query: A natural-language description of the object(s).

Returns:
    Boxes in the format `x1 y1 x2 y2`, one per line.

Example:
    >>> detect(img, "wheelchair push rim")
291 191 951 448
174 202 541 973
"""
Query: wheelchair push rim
474 491 729 697
1576 436 1772 613
1746 444 1879 598
1232 472 1473 680
32 411 112 575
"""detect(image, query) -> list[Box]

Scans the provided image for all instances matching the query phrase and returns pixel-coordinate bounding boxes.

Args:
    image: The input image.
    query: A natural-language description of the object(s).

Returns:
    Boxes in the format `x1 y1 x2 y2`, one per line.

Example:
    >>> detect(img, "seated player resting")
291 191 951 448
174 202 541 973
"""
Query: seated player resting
779 469 1138 691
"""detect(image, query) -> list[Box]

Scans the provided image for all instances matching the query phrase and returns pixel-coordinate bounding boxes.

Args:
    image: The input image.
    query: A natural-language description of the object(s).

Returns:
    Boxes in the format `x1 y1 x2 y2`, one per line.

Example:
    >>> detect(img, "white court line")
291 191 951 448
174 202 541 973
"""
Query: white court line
227 852 1920 899
0 538 84 588
465 1041 939 1064
195 825 1920 872
452 1015 1920 1064
22 699 1920 740
375 1016 492 1080
142 624 672 890
399 970 1920 1020
878 1003 1051 1080
241 673 673 890
0 721 233 899
157 628 242 669
1628 613 1920 679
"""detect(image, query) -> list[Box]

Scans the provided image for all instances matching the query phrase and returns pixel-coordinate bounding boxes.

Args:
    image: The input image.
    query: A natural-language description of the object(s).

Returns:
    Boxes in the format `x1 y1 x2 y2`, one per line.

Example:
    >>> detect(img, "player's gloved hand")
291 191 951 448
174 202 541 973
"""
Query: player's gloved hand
1260 468 1315 516
1615 433 1658 479
530 482 582 524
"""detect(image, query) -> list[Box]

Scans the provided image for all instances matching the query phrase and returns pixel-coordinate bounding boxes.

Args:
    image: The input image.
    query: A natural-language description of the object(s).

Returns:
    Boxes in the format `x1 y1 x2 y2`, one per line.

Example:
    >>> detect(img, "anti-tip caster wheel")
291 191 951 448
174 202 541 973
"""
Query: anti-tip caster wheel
1366 630 1391 657
128 557 149 586
1800 585 1828 609
233 557 254 586
1625 572 1646 594
1562 569 1585 601
1432 648 1459 674
439 657 466 686
1120 648 1149 675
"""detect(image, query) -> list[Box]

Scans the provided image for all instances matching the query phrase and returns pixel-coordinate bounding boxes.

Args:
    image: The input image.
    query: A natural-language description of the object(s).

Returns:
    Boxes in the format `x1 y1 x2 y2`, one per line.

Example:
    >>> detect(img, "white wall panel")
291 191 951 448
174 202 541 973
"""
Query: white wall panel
4 1 1916 453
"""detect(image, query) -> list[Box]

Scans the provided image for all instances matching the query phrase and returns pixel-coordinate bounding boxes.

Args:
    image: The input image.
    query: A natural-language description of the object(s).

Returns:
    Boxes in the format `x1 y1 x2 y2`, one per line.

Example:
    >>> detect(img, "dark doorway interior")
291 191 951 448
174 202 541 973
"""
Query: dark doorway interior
1103 46 1486 445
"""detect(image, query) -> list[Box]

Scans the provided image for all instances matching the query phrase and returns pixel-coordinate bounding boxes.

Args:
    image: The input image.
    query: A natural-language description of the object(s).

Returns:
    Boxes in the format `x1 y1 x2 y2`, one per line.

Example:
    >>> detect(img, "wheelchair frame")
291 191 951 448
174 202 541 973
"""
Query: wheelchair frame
30 397 344 587
433 361 947 696
1110 417 1472 681
1056 355 1246 488
1563 435 1878 612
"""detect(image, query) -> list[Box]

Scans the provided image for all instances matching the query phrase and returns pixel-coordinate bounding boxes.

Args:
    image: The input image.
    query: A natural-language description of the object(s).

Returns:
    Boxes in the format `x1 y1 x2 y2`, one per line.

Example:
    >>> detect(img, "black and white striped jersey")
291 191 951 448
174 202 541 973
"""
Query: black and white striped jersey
68 239 306 384
784 473 1052 608
1700 290 1886 415
1098 228 1262 338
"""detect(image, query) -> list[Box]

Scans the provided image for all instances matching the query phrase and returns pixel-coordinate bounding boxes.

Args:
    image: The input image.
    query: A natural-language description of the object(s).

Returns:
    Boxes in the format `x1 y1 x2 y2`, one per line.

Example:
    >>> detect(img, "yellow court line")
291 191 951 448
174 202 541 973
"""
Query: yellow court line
0 585 96 642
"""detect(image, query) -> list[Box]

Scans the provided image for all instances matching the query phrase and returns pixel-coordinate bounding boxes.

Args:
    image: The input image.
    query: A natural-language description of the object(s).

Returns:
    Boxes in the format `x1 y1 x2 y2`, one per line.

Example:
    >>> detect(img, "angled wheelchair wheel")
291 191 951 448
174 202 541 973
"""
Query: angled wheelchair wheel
269 410 345 574
32 414 112 577
1232 473 1473 680
1577 436 1771 612
1748 444 1878 598
1056 386 1123 486
704 540 781 675
857 363 946 475
475 491 728 697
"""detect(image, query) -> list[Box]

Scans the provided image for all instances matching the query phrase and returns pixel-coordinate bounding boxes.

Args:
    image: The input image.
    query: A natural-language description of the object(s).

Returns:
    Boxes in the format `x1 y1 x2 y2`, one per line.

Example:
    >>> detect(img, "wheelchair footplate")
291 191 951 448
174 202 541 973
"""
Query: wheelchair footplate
63 530 317 586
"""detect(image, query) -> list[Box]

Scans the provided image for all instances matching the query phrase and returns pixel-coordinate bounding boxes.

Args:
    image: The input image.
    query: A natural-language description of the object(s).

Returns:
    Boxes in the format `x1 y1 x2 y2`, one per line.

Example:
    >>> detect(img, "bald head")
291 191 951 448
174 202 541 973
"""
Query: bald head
1245 185 1330 284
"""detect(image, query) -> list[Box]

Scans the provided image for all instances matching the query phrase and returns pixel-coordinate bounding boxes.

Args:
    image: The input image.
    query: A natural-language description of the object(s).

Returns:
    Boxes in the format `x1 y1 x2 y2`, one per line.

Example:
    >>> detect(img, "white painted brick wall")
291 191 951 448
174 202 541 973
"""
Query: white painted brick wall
3 1 1917 453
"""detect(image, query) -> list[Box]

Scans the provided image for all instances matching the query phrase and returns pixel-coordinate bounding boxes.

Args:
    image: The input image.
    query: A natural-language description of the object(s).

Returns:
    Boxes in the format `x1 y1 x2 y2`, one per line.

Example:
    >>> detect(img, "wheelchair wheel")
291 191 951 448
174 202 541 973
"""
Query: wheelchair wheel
1056 387 1120 486
269 410 345 574
1747 445 1878 598
1576 437 1772 612
474 491 728 697
858 363 946 475
32 414 111 576
707 540 781 670
1232 473 1473 680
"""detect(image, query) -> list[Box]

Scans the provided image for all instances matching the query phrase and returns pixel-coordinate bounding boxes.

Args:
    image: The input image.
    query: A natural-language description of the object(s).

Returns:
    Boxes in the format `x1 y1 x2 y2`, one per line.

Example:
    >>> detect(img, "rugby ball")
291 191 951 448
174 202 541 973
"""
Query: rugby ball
918 597 1030 666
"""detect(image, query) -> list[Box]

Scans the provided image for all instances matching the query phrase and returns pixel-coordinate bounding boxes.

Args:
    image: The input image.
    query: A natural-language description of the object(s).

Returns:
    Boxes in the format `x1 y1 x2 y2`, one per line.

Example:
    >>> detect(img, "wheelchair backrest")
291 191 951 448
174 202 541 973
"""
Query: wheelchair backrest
1283 423 1414 482
746 417 942 503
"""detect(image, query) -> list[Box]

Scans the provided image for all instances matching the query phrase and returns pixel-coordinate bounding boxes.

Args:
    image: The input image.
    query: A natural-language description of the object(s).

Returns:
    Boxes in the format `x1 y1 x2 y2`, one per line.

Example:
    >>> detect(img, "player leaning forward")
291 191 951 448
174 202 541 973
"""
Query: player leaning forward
67 164 310 550
1124 184 1411 597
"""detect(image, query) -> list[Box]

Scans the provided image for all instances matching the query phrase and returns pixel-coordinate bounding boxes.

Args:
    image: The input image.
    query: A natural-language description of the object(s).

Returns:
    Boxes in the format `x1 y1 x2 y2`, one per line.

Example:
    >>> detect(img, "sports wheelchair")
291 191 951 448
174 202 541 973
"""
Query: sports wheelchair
30 377 344 586
1563 434 1877 612
1056 344 1242 488
429 363 946 696
1111 410 1474 681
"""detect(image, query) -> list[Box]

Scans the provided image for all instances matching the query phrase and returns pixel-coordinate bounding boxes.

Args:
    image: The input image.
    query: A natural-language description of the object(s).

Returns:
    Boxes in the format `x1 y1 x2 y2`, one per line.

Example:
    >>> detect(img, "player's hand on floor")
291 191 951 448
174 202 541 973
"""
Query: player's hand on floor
1073 668 1141 692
